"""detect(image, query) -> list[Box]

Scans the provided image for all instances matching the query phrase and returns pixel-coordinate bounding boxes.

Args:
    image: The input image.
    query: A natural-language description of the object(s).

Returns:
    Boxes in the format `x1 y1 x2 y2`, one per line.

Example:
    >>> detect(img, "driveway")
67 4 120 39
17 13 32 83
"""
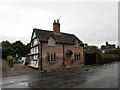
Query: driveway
1 61 119 88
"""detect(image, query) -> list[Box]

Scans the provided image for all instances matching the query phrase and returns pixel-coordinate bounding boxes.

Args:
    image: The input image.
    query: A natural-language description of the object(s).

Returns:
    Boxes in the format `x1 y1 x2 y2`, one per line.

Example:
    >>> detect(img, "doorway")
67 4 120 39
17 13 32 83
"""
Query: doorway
65 49 73 68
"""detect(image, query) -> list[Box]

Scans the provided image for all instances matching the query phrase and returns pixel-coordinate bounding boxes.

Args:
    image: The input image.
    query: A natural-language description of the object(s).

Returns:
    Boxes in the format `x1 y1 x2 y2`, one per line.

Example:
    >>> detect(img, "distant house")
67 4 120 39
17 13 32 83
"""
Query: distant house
28 19 85 70
100 42 117 53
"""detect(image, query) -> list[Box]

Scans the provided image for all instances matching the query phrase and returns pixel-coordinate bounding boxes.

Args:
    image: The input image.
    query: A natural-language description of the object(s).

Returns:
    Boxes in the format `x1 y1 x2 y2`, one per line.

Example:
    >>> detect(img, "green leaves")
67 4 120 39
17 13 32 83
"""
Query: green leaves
1 40 30 59
105 50 120 55
86 45 100 53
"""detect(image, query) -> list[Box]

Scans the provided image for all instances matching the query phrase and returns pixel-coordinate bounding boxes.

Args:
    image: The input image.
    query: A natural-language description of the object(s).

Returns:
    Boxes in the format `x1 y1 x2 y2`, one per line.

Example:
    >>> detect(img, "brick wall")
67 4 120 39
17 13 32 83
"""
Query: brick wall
39 42 85 70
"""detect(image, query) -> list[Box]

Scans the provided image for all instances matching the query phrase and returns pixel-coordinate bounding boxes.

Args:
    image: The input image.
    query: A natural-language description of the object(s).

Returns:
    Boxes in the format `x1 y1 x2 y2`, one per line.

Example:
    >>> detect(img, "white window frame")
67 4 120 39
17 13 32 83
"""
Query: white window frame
74 40 80 48
47 53 56 62
48 37 56 46
33 55 38 60
74 53 80 60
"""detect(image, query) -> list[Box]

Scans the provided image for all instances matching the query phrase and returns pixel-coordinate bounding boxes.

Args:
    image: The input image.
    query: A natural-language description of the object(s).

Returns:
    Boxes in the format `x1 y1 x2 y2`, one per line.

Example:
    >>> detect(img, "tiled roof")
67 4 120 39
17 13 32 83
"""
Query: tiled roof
33 28 84 45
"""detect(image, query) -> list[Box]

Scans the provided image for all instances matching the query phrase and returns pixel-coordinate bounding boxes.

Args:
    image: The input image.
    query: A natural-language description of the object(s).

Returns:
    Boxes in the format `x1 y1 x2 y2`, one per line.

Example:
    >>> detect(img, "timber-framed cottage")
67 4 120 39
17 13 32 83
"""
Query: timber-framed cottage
29 19 85 70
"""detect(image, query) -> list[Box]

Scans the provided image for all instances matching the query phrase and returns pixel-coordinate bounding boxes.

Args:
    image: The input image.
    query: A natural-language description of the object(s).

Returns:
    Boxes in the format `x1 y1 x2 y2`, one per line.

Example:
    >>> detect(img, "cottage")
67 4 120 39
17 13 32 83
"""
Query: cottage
101 42 116 53
29 19 85 70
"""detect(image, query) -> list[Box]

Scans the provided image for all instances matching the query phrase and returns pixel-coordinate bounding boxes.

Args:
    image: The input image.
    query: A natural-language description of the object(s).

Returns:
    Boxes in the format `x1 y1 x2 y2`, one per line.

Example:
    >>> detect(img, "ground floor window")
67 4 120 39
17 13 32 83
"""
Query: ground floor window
47 53 56 62
74 53 80 60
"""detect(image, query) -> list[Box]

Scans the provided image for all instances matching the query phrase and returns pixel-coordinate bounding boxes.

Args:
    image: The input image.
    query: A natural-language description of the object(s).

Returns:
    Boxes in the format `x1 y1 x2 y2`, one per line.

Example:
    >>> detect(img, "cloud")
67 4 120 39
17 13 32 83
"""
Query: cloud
0 1 118 47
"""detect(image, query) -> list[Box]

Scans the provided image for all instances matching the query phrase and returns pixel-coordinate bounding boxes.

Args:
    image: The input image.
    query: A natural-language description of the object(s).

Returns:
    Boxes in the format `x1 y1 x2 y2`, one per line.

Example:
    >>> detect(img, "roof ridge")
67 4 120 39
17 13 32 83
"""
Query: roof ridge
33 28 53 32
34 28 75 36
61 32 75 36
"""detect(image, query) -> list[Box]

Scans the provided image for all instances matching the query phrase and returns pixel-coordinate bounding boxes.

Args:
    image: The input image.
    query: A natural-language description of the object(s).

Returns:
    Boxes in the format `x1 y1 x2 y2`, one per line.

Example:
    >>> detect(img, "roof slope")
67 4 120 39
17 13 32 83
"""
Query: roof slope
33 28 84 45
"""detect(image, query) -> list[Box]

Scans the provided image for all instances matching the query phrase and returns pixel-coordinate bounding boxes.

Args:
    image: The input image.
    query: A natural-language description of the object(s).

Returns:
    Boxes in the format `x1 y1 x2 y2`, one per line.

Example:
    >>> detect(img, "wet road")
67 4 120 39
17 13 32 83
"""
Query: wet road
2 62 119 88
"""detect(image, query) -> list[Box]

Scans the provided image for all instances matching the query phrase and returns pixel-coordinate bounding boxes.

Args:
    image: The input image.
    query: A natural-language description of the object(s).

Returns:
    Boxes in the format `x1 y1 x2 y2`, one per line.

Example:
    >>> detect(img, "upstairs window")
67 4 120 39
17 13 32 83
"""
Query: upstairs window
74 40 80 48
47 53 56 62
48 37 56 46
74 53 80 60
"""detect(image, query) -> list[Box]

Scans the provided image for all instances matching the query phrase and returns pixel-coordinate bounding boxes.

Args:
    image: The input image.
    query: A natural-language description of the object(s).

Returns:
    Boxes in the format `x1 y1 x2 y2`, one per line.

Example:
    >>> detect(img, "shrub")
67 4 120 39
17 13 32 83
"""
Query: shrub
7 55 13 61
13 58 22 64
98 53 120 64
105 50 120 55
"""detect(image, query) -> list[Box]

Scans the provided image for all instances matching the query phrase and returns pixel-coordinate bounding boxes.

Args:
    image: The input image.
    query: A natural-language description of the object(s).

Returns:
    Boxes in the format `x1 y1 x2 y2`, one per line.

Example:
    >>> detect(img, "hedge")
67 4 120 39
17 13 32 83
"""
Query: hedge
98 54 120 64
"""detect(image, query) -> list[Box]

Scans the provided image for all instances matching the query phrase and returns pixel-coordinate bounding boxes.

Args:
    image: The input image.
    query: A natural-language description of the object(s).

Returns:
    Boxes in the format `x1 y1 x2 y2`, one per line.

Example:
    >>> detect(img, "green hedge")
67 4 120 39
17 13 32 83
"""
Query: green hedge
98 54 120 64
6 55 22 64
13 58 22 64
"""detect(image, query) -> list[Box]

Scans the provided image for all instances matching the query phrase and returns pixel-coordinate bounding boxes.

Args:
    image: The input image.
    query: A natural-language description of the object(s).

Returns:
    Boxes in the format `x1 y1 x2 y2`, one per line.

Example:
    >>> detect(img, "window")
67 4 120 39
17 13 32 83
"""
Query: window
30 46 38 54
48 37 56 46
47 53 56 62
74 40 80 48
74 53 80 60
33 55 38 60
34 46 38 53
31 48 33 54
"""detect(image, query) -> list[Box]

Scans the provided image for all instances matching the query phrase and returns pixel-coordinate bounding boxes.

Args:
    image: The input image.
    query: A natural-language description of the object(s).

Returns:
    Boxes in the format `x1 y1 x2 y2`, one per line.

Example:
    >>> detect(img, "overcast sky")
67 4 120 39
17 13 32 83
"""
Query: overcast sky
0 0 119 48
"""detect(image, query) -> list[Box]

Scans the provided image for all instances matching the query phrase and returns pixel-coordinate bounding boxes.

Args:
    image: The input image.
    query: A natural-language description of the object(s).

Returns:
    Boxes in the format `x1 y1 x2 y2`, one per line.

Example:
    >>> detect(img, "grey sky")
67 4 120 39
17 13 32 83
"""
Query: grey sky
0 0 119 48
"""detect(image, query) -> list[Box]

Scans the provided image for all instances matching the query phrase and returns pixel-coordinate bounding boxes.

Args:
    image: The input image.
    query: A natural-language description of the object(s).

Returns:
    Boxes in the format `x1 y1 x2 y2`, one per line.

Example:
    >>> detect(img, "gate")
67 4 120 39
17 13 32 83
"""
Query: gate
85 52 98 65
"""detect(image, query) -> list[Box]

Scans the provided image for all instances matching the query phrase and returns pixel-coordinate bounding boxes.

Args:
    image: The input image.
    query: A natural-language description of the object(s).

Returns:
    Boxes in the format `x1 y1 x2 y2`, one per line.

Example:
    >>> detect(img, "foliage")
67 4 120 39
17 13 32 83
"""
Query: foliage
13 58 22 64
2 40 11 48
7 55 13 60
105 50 120 55
1 40 30 59
12 40 26 57
98 53 120 64
86 45 100 53
2 47 15 59
1 41 15 59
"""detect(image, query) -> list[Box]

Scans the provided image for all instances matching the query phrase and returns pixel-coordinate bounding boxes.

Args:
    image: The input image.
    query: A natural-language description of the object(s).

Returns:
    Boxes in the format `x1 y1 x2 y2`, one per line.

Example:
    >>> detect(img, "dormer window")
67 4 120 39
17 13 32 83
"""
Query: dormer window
48 37 56 46
74 40 80 48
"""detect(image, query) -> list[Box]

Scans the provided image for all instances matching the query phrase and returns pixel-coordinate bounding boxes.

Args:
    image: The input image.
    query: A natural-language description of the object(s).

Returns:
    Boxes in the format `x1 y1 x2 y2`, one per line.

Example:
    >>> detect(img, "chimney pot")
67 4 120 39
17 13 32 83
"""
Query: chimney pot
54 20 56 23
57 19 59 23
53 19 60 34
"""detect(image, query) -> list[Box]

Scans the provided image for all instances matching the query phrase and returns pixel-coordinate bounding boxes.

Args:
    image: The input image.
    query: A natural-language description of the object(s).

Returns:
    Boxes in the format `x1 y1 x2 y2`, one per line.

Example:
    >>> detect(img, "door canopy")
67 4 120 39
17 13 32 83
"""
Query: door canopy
66 49 73 56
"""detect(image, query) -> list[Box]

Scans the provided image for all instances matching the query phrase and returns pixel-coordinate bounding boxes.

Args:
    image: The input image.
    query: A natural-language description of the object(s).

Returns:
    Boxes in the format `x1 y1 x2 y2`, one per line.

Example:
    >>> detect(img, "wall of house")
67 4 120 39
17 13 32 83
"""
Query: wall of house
64 44 85 66
41 42 63 70
29 32 39 68
40 42 85 70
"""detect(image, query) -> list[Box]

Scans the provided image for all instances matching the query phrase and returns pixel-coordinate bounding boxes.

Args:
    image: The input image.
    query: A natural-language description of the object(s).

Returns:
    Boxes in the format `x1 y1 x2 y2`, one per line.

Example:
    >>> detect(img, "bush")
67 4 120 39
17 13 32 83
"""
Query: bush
98 53 120 64
105 50 120 55
6 55 13 60
13 58 22 64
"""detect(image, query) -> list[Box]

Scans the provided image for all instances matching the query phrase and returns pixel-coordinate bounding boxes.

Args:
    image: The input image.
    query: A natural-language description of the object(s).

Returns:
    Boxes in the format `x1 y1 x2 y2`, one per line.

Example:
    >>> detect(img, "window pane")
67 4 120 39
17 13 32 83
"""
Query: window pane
51 54 53 61
54 54 56 61
47 53 50 62
79 54 80 60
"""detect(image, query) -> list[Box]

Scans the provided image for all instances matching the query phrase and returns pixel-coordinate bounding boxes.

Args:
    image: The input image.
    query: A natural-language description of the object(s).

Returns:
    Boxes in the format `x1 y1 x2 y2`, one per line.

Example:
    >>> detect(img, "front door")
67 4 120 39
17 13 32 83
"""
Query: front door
66 55 72 68
65 49 73 68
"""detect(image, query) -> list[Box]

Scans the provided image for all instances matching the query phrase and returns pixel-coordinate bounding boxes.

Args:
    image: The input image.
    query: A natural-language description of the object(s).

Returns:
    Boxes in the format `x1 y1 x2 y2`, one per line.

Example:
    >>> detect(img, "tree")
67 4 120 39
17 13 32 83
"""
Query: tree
25 43 30 57
86 45 100 53
12 40 26 58
2 40 11 48
1 41 15 59
1 40 30 59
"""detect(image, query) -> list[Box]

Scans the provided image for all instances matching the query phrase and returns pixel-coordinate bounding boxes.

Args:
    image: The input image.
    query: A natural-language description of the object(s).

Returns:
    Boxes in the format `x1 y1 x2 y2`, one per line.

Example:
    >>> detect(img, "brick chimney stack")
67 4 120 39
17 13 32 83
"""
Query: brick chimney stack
53 19 60 34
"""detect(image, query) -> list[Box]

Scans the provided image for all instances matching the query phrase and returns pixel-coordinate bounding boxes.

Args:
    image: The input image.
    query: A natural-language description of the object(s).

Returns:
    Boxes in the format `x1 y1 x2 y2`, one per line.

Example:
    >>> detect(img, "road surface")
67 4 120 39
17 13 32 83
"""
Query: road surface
1 61 119 88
